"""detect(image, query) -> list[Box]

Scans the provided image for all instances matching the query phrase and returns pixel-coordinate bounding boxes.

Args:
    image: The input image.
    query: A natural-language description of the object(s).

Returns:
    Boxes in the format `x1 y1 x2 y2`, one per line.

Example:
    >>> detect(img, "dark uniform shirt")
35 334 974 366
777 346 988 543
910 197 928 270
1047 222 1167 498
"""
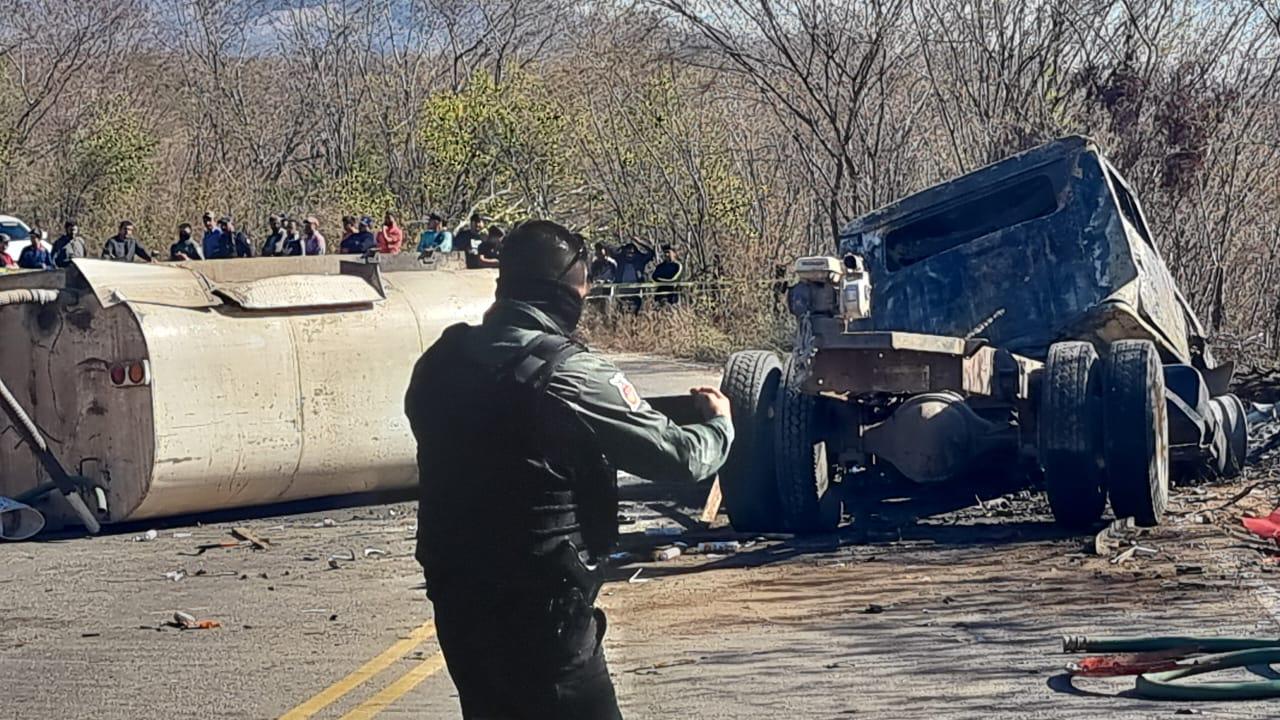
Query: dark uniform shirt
651 260 683 282
589 257 617 284
230 231 254 258
407 300 733 587
261 230 286 256
339 230 377 255
101 236 152 263
454 227 485 253
51 234 86 268
477 238 501 260
169 238 203 261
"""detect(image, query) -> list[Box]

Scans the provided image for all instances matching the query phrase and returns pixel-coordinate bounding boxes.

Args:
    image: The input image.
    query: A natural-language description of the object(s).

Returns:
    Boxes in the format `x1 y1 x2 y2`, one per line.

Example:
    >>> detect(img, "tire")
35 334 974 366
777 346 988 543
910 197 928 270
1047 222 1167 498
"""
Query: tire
1218 393 1248 479
719 351 785 531
1039 341 1106 528
1104 340 1169 526
773 355 841 533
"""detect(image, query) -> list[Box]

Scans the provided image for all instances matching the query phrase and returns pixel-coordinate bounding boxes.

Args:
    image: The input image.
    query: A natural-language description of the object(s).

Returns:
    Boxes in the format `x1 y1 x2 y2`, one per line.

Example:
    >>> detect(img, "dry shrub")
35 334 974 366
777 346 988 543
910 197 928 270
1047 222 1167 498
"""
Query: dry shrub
579 283 792 364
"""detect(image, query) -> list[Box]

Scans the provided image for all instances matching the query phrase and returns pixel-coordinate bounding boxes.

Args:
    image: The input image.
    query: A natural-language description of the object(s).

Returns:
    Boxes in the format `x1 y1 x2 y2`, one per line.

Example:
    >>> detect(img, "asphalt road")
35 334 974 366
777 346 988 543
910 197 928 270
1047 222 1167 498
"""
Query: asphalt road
5 467 1280 720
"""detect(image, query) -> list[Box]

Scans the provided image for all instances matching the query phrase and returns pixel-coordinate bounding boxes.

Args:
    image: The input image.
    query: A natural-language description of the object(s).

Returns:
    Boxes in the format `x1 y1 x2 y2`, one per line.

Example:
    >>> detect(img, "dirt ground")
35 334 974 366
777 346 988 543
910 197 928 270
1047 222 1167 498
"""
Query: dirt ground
5 463 1280 720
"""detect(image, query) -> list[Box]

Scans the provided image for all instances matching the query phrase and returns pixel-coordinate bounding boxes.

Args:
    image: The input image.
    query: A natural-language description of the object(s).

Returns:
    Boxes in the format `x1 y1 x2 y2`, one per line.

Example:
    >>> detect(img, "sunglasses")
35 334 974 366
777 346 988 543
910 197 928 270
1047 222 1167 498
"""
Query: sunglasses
556 233 591 279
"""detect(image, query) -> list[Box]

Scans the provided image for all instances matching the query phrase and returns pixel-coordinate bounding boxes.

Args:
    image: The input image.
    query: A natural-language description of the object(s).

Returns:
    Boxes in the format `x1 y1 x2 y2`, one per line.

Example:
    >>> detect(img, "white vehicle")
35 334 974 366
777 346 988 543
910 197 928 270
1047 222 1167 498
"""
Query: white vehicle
0 215 51 266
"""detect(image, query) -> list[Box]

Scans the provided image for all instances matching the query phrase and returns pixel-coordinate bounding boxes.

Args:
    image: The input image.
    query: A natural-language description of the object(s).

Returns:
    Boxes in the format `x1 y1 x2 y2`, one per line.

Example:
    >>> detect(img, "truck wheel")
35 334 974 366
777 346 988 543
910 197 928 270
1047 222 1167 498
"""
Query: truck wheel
1104 340 1169 526
719 350 784 531
1217 393 1248 479
1039 341 1106 528
773 355 841 533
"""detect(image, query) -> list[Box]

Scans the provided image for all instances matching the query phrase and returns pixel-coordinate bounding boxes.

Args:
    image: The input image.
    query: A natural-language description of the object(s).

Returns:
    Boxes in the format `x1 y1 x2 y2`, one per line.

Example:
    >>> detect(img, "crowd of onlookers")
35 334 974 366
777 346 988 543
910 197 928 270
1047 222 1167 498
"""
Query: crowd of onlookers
0 210 689 301
0 211 507 269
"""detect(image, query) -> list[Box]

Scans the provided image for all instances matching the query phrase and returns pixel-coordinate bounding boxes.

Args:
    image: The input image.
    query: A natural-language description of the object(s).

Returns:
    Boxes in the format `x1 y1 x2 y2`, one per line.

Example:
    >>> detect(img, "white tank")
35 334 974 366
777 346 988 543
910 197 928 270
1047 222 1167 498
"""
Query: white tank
0 256 495 523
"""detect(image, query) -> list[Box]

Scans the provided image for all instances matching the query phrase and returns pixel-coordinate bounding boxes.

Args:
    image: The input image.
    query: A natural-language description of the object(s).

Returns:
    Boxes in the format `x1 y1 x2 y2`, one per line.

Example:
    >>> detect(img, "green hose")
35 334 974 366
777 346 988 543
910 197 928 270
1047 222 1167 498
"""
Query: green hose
1137 648 1280 700
1064 635 1280 700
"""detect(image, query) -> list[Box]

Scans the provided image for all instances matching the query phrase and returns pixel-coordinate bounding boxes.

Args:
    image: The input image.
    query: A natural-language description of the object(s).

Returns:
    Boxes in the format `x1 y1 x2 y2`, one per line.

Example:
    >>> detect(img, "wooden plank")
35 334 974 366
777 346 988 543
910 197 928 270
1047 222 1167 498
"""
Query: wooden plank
231 526 271 550
700 478 723 525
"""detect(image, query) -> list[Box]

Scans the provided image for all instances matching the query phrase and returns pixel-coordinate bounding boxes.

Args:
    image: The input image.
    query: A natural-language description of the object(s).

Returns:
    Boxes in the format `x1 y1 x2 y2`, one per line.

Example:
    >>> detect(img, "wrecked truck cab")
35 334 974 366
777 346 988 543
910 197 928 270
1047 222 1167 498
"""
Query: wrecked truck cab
839 135 1205 368
720 136 1248 534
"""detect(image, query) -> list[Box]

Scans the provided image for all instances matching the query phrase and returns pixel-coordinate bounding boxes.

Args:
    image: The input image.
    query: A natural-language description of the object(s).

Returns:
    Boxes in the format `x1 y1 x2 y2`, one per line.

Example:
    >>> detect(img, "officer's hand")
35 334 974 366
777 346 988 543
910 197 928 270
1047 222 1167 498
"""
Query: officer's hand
690 386 731 421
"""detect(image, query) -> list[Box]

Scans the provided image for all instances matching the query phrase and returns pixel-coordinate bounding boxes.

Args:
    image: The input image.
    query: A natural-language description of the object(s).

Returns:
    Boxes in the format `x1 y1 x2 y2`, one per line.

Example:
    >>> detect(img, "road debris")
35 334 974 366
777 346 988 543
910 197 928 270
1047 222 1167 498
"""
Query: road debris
699 477 723 524
132 529 158 542
363 547 389 558
650 546 681 561
182 540 245 556
695 541 740 554
1066 649 1184 677
628 568 652 583
629 658 699 674
164 570 185 582
1110 547 1138 565
1093 517 1137 556
230 527 270 550
314 518 338 528
169 611 220 630
0 496 45 541
1242 507 1280 542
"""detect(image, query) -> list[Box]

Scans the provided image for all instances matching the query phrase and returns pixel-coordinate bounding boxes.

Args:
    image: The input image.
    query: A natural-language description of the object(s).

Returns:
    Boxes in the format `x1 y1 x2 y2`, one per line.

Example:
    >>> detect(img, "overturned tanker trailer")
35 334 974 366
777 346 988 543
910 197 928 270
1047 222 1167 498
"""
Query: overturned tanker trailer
0 255 499 530
721 135 1250 534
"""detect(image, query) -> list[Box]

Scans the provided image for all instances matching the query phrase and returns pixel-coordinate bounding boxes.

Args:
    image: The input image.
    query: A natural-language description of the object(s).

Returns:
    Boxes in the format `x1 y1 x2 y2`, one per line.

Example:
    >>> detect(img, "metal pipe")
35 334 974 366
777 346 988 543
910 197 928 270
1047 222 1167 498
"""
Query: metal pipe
1063 635 1280 653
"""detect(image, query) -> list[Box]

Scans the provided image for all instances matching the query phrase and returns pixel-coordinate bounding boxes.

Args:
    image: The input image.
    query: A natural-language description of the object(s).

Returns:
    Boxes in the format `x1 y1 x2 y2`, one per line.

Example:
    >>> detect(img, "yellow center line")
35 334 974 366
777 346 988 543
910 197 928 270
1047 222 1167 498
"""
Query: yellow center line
338 652 448 720
278 620 437 720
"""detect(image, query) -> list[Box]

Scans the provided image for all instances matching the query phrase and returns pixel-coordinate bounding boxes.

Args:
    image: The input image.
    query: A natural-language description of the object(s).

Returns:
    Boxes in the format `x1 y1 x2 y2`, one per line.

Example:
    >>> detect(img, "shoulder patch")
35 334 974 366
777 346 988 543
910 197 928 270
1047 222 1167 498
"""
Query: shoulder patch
608 372 644 412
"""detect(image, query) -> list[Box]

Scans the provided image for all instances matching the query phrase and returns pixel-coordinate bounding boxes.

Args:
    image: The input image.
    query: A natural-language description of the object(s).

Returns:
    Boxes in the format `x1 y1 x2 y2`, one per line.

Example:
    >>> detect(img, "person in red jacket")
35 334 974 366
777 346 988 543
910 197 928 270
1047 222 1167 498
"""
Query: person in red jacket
377 211 404 254
0 234 15 268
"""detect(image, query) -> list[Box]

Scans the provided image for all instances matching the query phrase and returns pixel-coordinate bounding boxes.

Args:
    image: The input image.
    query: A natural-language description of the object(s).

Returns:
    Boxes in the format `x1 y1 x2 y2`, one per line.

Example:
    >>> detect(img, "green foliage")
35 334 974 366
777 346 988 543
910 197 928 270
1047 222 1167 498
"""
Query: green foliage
67 106 157 225
578 73 755 249
417 70 575 219
326 154 397 218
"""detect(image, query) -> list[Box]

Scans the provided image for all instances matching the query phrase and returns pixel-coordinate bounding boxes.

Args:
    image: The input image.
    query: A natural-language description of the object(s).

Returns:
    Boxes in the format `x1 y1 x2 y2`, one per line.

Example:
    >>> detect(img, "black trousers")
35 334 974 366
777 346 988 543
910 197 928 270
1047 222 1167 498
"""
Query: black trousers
431 582 622 720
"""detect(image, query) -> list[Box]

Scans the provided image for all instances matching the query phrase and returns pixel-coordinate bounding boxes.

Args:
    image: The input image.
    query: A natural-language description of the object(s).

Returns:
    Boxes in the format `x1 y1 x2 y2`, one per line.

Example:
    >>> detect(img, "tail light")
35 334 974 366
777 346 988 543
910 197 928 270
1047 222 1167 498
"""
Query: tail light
109 359 150 387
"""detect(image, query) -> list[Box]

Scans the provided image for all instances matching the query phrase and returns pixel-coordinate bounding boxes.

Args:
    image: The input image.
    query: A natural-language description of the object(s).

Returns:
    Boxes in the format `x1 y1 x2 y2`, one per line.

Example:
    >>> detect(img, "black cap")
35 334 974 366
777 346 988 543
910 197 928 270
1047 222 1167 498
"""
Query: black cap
499 220 588 282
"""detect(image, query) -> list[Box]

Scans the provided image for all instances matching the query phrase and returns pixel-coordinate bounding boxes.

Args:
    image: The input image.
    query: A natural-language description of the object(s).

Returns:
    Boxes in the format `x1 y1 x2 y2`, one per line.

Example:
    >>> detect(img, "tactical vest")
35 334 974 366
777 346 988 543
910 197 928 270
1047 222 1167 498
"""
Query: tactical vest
411 323 619 593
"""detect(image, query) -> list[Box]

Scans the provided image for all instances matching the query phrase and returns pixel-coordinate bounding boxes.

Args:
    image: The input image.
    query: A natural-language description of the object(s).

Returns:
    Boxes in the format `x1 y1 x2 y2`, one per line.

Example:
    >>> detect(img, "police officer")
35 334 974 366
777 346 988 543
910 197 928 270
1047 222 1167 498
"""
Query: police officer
405 220 734 719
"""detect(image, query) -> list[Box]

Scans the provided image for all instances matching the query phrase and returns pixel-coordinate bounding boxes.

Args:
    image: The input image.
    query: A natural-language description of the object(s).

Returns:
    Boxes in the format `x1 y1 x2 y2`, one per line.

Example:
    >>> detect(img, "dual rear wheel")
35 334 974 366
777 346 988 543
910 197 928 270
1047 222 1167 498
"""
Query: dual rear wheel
1039 340 1169 528
719 351 840 533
